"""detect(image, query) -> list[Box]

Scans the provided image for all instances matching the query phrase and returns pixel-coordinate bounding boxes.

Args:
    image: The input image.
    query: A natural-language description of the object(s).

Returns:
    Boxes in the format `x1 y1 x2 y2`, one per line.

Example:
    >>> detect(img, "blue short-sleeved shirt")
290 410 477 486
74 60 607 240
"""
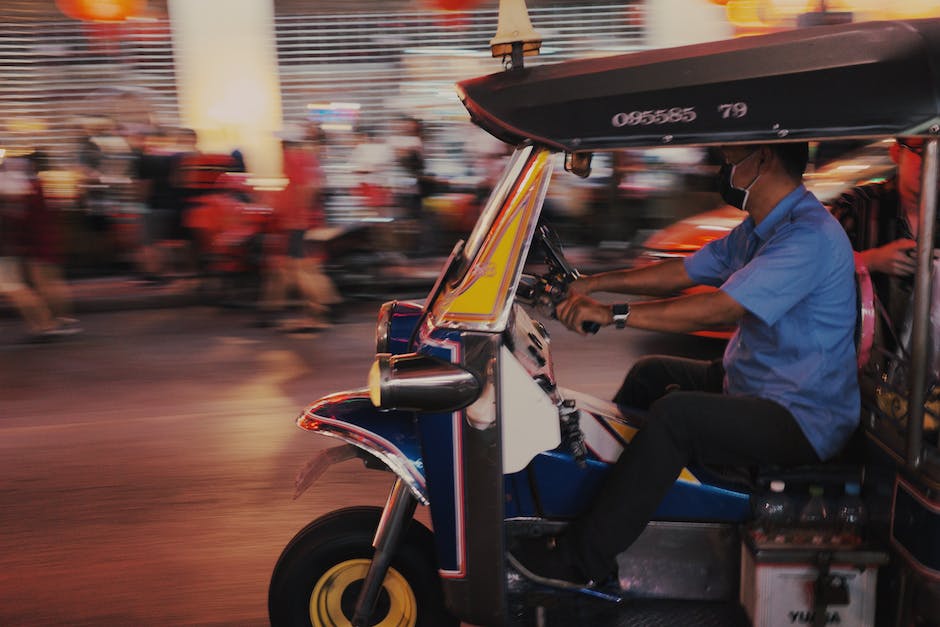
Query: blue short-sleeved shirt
684 185 860 460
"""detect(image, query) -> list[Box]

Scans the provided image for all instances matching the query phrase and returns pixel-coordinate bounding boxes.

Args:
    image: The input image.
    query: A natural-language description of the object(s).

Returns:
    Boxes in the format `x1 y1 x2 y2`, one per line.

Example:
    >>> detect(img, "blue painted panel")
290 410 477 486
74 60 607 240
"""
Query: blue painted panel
656 477 751 521
523 450 751 522
504 473 538 519
427 327 464 345
522 452 608 518
418 410 462 572
319 396 424 476
414 334 466 575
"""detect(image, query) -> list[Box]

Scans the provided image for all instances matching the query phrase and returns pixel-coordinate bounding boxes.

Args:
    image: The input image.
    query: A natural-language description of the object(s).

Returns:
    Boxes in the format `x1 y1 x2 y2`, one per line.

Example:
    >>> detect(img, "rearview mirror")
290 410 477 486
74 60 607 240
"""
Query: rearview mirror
565 152 592 178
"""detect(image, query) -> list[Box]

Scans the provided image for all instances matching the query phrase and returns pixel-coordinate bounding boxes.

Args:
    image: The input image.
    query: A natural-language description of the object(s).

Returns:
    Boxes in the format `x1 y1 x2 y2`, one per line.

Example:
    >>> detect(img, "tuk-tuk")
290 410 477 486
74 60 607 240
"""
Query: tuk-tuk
269 16 940 627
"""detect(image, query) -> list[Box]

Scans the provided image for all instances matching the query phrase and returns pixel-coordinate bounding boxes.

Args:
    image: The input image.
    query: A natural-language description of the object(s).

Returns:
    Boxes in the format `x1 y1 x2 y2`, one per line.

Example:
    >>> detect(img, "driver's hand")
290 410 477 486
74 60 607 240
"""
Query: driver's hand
567 275 594 297
556 293 612 335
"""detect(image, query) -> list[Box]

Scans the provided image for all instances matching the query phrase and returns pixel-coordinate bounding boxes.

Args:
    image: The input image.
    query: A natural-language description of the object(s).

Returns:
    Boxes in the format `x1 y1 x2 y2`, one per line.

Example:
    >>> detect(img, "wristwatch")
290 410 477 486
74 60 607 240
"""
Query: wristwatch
611 303 630 329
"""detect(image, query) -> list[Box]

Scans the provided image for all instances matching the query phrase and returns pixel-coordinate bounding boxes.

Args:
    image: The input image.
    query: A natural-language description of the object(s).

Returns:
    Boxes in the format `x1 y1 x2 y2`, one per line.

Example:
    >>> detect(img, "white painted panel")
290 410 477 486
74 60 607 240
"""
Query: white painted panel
499 345 560 474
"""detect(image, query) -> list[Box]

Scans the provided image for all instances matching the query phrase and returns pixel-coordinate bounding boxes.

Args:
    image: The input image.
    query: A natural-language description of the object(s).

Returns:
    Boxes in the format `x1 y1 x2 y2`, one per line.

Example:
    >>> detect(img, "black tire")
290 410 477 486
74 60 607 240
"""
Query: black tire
269 506 457 627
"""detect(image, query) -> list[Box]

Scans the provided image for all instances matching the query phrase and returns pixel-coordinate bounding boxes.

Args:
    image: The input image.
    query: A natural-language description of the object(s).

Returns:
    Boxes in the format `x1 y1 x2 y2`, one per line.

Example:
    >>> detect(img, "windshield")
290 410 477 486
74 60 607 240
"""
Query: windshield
457 144 535 280
429 144 554 333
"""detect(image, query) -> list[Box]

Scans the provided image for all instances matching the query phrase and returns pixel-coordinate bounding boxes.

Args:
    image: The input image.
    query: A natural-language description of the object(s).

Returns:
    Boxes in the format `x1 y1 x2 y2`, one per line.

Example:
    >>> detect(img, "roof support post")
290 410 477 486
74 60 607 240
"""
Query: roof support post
906 136 939 469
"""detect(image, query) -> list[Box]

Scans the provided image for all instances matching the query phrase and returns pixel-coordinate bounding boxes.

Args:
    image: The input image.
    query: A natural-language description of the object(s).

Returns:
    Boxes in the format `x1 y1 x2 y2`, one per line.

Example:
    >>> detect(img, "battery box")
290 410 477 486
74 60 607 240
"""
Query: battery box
740 535 888 627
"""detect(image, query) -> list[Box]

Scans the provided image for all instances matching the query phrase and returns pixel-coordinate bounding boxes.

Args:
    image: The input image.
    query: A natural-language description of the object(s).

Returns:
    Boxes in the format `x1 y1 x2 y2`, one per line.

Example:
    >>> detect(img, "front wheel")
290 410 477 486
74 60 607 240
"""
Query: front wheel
269 507 457 627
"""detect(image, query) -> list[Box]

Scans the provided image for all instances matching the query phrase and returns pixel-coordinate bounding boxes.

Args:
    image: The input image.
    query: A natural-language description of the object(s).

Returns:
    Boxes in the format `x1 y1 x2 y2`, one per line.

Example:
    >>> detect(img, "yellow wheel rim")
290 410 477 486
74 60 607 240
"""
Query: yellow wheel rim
309 558 417 627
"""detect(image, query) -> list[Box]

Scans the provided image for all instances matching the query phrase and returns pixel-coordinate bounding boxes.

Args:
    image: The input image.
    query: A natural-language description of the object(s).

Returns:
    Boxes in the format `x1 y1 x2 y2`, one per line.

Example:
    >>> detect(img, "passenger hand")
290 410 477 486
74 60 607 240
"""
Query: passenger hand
555 293 612 335
861 239 917 276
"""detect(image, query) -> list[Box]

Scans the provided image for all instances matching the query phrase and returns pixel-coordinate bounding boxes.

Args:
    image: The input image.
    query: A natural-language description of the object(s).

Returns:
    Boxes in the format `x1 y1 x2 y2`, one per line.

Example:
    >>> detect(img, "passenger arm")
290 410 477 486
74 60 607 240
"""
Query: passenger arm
855 239 917 276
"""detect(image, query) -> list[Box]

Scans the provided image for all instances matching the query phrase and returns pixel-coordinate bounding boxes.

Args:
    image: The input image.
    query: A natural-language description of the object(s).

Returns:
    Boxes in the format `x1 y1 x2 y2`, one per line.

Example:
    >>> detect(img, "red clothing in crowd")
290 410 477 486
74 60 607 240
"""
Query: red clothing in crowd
22 179 64 265
274 145 325 231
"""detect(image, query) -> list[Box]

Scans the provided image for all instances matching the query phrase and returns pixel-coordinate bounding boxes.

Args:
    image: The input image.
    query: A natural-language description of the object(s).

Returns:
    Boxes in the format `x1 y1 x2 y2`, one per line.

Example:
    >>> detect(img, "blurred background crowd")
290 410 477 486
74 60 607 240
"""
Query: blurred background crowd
1 3 939 623
0 0 936 339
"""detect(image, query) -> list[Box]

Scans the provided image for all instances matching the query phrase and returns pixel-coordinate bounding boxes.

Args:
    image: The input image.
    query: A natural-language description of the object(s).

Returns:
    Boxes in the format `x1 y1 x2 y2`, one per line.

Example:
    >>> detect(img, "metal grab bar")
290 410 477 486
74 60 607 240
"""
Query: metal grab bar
906 136 939 469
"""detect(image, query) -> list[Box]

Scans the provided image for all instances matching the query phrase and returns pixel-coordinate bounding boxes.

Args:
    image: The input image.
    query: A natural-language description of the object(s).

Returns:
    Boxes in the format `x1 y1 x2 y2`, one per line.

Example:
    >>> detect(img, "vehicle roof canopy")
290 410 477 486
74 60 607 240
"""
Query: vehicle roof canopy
457 19 940 152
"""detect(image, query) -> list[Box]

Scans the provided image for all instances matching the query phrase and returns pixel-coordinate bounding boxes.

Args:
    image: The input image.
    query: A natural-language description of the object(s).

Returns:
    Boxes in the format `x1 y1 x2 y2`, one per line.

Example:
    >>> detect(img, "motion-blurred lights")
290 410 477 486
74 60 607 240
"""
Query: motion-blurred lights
56 0 146 22
403 47 490 57
307 102 361 111
838 0 940 19
725 0 940 27
307 103 360 132
403 46 559 57
6 118 47 134
246 177 288 192
38 169 82 201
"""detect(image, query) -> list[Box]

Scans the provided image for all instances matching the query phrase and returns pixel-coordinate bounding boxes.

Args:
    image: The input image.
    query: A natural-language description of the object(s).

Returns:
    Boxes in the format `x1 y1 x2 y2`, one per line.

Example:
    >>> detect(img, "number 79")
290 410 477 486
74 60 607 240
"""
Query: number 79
718 102 748 119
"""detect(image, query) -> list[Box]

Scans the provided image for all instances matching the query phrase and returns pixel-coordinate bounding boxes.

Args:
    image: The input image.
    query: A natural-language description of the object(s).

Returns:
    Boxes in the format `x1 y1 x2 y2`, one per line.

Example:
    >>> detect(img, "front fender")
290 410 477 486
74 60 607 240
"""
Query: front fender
298 390 428 504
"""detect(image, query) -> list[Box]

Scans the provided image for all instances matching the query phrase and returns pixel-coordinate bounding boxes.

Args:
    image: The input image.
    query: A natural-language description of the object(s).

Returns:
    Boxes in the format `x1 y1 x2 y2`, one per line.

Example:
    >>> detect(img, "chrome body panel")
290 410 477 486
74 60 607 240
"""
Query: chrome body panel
298 390 428 505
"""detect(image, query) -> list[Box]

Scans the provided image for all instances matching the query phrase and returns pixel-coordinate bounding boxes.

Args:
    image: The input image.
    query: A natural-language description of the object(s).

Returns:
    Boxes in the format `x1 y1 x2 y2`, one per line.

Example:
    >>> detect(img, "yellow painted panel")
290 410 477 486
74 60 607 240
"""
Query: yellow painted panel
438 150 551 325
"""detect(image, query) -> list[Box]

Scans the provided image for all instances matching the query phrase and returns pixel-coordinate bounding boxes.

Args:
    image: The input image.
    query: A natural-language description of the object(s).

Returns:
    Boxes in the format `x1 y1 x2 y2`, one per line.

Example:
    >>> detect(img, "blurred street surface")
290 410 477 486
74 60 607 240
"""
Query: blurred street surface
0 302 724 626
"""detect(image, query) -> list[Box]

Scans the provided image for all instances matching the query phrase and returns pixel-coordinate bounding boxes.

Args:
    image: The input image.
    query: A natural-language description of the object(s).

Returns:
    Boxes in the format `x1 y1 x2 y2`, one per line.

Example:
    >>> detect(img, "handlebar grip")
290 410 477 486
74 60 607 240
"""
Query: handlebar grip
582 321 601 335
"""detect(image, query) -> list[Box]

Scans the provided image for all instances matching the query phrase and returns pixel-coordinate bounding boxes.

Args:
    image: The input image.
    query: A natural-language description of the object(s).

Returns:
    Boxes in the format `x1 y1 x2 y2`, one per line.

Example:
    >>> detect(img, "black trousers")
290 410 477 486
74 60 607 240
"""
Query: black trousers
566 356 820 581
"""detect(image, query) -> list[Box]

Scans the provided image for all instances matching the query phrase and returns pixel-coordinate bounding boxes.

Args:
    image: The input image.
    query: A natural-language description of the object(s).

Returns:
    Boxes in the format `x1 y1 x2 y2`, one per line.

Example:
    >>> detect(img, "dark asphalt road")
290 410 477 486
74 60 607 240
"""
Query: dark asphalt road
0 304 725 626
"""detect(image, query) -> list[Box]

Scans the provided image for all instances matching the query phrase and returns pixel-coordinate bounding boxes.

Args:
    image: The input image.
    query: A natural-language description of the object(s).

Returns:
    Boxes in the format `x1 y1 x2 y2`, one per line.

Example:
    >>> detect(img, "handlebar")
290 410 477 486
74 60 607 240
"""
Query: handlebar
518 225 602 335
582 320 601 335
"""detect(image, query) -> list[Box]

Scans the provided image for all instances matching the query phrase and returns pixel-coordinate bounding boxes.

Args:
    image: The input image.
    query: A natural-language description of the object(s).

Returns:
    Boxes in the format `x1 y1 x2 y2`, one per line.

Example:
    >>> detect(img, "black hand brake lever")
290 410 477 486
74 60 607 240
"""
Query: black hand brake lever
537 224 600 334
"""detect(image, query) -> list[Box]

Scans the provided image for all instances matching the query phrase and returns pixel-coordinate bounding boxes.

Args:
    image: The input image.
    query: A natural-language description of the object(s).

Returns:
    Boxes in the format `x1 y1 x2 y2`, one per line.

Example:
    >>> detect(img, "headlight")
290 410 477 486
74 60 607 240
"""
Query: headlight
368 352 481 412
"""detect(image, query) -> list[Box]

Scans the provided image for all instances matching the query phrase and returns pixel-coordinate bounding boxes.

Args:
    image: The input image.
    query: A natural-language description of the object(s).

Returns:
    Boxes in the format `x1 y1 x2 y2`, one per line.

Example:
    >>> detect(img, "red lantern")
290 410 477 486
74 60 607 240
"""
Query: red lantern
428 0 481 11
56 0 146 22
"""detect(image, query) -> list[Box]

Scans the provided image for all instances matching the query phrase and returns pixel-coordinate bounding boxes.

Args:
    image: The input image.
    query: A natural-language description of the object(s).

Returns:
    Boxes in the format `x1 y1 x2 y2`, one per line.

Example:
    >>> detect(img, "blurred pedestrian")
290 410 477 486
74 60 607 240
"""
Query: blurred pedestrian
390 116 438 254
119 125 166 284
349 128 400 254
168 128 206 278
0 154 80 341
255 124 340 331
76 118 145 275
133 129 175 284
389 117 425 214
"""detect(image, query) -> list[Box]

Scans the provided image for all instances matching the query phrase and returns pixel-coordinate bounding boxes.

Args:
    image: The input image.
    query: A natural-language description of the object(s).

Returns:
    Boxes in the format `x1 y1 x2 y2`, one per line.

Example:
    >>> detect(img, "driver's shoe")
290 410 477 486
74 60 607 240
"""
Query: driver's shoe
508 535 598 590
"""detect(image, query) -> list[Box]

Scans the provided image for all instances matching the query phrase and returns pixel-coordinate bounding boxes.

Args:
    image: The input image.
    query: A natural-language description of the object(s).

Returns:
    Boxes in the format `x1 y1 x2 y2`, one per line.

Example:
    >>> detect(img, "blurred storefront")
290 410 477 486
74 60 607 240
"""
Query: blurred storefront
17 0 935 270
0 2 650 243
0 1 177 167
272 2 650 221
2 0 937 187
0 1 649 176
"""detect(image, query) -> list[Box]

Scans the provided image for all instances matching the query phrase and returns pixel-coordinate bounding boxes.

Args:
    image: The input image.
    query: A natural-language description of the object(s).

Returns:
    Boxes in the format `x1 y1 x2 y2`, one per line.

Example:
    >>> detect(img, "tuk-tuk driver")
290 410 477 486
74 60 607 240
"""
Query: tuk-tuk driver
509 142 861 588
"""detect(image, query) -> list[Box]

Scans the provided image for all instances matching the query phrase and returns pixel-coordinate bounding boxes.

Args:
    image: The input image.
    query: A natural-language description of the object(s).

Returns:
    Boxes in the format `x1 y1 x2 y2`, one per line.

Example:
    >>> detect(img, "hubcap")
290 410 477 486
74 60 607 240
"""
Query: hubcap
309 558 417 627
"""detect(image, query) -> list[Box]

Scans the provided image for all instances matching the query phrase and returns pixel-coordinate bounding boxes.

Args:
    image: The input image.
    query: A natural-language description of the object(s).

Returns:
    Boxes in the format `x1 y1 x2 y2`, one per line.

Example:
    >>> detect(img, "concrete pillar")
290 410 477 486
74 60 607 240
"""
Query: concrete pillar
167 0 283 177
646 0 733 49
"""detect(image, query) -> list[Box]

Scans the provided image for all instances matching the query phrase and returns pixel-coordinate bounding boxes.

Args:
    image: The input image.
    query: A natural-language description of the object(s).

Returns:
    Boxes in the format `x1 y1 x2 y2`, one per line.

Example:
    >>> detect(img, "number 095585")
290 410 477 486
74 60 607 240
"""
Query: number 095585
611 107 696 127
